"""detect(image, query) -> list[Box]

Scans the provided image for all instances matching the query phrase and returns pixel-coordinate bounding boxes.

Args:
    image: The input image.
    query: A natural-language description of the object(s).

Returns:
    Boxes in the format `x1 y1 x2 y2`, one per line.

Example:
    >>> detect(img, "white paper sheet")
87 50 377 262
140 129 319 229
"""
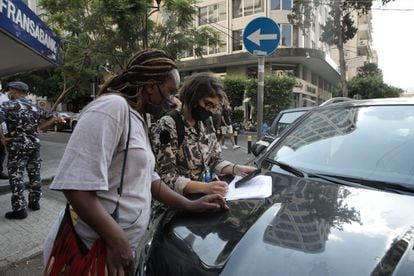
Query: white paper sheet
225 175 272 201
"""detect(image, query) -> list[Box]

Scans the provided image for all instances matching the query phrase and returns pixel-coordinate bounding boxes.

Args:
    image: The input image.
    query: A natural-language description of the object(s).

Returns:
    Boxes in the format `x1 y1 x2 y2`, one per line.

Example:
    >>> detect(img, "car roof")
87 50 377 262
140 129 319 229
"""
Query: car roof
278 106 314 113
318 97 414 109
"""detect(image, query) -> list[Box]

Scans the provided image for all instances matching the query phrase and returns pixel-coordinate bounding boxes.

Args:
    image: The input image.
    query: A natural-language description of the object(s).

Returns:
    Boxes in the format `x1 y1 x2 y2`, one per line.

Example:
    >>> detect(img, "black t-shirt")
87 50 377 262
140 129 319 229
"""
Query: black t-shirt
212 112 221 129
222 107 232 125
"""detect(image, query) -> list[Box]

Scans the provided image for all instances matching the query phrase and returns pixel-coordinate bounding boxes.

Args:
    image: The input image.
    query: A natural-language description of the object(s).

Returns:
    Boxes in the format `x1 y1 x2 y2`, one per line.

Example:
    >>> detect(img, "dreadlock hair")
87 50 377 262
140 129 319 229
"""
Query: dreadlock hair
179 72 227 108
98 49 177 111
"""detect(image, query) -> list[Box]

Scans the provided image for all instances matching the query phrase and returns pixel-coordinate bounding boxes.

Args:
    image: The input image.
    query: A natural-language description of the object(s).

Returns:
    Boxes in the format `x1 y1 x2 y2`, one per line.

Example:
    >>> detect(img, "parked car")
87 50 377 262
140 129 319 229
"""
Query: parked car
52 112 76 132
252 98 353 157
70 112 79 131
251 106 312 157
137 98 414 276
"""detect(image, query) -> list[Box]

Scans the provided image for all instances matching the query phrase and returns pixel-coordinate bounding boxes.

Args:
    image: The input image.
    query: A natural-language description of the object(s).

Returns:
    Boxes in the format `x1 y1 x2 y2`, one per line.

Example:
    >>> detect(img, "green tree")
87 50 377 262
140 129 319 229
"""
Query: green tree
357 63 383 78
348 75 402 99
26 0 218 110
289 0 395 97
246 75 295 124
221 76 248 108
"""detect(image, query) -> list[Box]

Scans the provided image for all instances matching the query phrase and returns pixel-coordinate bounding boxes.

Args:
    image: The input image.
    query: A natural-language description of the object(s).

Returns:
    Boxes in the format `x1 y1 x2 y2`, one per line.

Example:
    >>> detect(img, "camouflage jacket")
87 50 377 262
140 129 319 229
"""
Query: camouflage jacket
151 110 231 194
0 97 53 149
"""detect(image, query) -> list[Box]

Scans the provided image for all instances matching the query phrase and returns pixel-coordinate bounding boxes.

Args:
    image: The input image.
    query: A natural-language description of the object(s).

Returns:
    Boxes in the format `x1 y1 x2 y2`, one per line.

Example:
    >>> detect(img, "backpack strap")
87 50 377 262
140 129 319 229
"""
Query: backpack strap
167 109 185 147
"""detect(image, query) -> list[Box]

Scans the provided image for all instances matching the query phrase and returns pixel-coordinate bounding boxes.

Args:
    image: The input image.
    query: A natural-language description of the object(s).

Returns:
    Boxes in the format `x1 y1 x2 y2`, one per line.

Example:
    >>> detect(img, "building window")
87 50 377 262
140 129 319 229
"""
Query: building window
209 4 218 23
232 30 243 51
199 2 226 25
271 64 297 77
208 33 226 55
219 2 226 21
199 6 208 25
270 0 292 10
233 0 264 18
281 24 292 47
254 0 264 13
233 0 243 18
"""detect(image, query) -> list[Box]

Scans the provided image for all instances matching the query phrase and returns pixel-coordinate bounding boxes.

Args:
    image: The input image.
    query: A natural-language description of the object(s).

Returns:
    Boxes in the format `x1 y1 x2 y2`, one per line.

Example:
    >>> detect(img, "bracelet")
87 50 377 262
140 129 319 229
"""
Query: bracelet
232 164 238 175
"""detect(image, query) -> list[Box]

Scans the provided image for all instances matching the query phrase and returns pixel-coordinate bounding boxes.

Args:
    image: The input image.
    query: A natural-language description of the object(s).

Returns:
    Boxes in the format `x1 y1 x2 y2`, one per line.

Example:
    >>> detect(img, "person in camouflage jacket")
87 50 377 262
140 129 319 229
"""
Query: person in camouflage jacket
0 81 56 219
151 72 256 197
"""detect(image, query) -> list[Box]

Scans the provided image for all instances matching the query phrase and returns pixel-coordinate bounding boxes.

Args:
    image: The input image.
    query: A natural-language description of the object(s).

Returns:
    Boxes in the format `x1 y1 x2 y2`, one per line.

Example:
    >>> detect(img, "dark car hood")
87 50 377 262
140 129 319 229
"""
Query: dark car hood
148 172 414 275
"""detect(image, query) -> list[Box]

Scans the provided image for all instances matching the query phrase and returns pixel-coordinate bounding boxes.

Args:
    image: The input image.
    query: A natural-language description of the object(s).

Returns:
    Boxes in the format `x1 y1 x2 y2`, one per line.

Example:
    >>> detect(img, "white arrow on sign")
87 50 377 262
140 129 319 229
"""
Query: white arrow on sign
246 28 278 47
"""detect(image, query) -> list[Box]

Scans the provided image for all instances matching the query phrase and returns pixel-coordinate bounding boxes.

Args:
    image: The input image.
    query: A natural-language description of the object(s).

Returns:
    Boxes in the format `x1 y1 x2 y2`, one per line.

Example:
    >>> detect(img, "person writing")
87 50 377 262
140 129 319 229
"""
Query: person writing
43 49 228 275
151 72 256 197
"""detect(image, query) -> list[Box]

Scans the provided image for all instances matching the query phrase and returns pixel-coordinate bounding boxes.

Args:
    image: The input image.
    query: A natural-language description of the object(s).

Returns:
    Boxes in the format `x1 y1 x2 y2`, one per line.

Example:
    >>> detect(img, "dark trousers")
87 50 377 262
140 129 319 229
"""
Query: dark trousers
0 142 6 173
7 146 42 211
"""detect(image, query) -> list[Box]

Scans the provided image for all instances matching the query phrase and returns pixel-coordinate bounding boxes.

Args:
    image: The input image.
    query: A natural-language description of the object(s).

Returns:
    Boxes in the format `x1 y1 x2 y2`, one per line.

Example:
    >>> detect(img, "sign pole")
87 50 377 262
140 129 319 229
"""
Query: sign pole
257 56 265 140
242 17 280 142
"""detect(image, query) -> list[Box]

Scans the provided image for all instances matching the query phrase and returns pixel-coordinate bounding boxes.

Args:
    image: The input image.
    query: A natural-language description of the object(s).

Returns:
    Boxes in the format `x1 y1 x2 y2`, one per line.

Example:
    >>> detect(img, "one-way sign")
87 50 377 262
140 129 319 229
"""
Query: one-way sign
243 17 280 56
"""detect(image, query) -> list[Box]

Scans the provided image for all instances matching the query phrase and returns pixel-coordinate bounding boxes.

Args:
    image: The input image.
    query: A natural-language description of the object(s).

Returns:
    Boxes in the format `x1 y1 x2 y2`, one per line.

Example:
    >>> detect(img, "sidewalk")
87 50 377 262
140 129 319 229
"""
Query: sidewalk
0 140 67 271
0 138 255 272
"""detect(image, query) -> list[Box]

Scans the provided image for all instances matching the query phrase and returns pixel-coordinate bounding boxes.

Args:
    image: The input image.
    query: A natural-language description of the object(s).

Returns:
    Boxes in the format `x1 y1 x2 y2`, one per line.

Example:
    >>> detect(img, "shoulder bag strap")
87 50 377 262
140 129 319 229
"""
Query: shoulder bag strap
112 109 132 221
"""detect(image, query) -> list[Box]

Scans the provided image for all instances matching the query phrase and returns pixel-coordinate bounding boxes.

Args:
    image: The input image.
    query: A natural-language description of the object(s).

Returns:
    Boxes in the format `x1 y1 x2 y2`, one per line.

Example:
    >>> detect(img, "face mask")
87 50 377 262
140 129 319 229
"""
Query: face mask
146 96 176 119
192 106 212 121
146 84 177 119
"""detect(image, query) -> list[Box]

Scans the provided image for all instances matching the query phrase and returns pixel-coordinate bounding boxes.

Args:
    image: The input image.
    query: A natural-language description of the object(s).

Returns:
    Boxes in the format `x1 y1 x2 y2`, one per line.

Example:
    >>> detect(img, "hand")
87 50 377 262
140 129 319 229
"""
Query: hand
206 181 228 197
105 234 134 276
235 165 257 177
187 194 229 212
0 137 8 146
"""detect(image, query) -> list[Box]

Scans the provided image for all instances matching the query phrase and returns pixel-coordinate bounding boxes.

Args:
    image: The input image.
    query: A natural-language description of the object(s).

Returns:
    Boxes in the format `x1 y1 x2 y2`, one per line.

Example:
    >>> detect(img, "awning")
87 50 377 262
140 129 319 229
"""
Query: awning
0 0 61 77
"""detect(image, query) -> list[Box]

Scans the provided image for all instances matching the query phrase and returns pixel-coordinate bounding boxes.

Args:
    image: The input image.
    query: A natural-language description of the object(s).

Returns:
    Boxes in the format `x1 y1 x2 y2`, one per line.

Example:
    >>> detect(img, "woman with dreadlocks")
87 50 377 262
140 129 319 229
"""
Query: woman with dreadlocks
43 49 228 275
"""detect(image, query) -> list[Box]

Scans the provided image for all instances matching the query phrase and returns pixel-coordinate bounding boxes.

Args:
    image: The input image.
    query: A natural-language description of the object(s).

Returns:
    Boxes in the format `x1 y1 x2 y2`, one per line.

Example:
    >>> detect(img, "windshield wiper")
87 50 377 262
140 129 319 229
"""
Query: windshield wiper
315 174 414 194
264 159 307 177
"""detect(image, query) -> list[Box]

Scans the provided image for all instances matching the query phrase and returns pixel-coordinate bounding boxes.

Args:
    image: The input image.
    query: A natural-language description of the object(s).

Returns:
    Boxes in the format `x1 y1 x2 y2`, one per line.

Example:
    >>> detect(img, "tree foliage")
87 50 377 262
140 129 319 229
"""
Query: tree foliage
221 76 248 108
289 0 395 97
357 62 383 78
246 76 296 124
10 0 218 110
348 75 402 99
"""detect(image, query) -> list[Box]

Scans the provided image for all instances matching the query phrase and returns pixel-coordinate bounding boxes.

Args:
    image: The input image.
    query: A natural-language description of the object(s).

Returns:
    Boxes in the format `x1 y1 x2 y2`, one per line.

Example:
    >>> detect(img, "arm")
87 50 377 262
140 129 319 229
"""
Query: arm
63 190 133 275
220 163 257 177
183 179 228 197
38 115 57 131
151 180 228 212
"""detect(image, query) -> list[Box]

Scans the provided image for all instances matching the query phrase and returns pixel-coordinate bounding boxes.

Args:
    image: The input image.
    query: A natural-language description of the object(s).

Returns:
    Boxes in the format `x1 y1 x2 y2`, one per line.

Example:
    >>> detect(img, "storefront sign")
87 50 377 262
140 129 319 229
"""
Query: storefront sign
0 0 61 65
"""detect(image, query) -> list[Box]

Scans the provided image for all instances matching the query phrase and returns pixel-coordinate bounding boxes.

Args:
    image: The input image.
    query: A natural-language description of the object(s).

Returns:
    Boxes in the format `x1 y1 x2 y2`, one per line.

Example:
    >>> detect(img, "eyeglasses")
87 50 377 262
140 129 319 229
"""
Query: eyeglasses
202 99 222 113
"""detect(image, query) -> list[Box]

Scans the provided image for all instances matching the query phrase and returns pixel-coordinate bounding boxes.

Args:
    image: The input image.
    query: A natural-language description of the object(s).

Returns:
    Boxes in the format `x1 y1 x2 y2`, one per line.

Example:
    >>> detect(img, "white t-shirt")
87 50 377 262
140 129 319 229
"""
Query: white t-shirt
44 94 158 261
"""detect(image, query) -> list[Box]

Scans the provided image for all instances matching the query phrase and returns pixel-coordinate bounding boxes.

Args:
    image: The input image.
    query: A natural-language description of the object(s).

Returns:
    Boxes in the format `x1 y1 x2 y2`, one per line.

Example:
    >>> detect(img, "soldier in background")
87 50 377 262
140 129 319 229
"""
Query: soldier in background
0 81 56 220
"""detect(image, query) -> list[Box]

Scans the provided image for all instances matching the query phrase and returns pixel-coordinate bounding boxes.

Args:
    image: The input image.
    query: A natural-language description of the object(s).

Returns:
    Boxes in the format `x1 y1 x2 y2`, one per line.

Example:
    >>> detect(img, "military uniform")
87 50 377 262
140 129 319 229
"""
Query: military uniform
0 96 54 211
151 110 232 195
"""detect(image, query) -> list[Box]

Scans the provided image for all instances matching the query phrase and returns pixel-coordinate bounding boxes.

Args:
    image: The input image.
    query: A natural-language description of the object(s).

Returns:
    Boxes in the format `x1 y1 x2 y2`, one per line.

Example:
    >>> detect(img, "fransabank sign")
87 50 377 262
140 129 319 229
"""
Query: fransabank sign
0 0 61 65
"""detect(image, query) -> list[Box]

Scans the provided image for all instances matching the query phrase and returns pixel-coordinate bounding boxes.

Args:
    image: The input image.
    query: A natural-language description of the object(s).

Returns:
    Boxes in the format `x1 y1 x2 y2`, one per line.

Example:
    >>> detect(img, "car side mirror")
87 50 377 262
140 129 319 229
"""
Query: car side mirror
251 140 269 157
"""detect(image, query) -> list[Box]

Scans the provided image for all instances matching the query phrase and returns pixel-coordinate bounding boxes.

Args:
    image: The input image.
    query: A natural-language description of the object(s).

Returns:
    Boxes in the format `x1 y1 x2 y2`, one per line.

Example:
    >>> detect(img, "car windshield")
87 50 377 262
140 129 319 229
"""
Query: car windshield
265 105 414 187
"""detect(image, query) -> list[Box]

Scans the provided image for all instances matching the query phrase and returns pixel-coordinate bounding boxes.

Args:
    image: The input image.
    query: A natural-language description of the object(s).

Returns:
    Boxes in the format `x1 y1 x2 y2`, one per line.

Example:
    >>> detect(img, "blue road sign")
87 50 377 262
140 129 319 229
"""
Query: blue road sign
243 17 280 56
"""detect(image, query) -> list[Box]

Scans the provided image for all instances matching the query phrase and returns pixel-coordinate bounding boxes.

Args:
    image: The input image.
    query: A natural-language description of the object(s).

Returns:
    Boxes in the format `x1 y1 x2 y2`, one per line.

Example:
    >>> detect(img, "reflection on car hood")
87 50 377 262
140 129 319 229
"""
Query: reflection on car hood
147 172 414 275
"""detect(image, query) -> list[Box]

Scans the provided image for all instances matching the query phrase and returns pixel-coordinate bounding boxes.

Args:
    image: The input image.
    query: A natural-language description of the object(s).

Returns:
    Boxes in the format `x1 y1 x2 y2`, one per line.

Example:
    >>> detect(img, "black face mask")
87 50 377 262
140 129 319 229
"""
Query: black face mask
146 97 176 119
192 106 212 121
146 85 177 119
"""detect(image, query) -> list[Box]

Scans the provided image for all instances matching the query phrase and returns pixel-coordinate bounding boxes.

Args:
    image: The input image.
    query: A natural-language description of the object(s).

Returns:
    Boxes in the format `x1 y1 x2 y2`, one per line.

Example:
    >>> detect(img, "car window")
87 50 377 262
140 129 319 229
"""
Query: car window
265 105 414 186
269 110 308 136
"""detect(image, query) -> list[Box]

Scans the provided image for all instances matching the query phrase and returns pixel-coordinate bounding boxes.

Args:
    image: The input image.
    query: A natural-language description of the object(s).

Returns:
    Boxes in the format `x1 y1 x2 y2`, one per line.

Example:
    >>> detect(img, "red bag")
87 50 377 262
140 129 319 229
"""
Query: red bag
44 204 108 276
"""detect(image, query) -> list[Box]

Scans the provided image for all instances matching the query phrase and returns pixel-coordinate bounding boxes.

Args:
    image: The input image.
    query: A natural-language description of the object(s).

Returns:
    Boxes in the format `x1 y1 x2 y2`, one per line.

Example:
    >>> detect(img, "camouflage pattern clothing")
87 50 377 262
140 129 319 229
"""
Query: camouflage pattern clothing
0 97 54 211
151 110 232 194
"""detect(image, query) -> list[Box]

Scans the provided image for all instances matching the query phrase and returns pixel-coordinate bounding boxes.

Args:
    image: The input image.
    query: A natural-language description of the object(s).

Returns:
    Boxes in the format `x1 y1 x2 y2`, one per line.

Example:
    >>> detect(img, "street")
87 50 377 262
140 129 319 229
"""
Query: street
0 130 256 275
